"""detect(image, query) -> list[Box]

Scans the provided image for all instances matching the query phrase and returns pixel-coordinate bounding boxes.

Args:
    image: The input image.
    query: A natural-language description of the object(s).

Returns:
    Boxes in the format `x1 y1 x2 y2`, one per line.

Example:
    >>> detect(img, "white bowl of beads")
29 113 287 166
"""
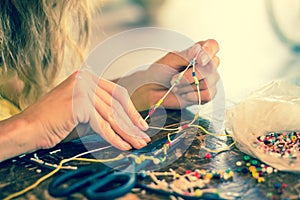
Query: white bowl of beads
226 80 300 172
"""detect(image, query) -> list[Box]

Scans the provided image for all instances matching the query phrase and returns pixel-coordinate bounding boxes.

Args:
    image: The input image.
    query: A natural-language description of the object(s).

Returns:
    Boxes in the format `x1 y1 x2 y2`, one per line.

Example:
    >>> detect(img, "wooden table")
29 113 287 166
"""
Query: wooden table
1 109 300 200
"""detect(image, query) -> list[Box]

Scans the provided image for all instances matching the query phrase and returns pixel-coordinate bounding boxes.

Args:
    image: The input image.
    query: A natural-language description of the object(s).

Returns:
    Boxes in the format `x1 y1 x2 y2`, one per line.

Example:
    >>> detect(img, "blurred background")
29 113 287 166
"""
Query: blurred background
89 0 300 103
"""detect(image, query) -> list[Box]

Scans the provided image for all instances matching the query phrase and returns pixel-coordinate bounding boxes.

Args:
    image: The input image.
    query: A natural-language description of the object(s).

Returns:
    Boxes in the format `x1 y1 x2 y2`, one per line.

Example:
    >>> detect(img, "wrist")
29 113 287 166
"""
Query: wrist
0 114 42 162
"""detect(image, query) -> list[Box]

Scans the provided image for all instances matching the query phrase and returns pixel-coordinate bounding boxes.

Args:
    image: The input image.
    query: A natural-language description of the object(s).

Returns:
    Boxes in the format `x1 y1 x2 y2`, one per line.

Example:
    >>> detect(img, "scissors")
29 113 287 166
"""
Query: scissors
48 160 136 199
48 133 187 199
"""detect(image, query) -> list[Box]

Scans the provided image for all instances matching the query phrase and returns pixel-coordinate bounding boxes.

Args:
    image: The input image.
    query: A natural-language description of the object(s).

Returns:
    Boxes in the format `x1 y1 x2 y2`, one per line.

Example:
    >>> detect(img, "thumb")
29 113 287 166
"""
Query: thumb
177 40 218 67
156 39 219 72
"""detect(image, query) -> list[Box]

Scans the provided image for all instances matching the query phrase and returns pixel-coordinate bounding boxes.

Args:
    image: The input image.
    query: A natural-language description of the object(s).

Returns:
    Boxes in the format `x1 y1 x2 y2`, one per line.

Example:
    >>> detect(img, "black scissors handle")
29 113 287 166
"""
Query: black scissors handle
86 169 136 200
49 162 136 199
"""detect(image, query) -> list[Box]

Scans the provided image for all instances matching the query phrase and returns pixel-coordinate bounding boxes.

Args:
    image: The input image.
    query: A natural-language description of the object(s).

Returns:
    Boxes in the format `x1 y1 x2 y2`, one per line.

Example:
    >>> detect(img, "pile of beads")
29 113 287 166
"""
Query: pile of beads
140 168 234 198
235 155 278 183
254 131 299 161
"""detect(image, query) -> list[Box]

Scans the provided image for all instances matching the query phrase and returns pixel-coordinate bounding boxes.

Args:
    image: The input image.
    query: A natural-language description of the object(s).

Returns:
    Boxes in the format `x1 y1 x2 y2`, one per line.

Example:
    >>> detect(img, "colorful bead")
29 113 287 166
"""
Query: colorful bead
166 141 172 147
236 161 242 167
205 153 212 159
266 167 273 174
189 59 196 65
195 189 202 197
274 183 281 189
257 177 265 183
204 173 213 180
243 155 250 161
241 168 248 174
249 166 256 173
266 192 273 198
148 108 155 117
251 160 258 166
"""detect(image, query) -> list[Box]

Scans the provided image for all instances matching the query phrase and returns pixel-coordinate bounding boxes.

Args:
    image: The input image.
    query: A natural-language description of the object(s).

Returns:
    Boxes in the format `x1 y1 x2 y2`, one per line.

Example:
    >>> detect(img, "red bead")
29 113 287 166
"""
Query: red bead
166 141 172 147
281 183 287 188
148 108 155 117
205 153 212 159
194 171 200 179
181 124 189 129
186 170 192 174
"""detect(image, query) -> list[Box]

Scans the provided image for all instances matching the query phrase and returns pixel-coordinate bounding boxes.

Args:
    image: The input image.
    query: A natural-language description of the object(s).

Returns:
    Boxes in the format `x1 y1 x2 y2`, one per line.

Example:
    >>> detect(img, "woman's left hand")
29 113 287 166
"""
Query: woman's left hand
117 39 220 111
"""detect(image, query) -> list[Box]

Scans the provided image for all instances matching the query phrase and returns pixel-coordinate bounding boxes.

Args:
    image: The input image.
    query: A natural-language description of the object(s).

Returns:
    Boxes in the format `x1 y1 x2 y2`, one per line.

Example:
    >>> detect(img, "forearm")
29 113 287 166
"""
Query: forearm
0 114 41 162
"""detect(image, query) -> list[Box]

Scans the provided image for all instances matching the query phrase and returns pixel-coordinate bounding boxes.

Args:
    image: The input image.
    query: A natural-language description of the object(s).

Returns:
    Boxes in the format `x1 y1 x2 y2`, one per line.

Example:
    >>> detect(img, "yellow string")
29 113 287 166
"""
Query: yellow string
161 124 236 154
4 155 123 200
5 124 236 200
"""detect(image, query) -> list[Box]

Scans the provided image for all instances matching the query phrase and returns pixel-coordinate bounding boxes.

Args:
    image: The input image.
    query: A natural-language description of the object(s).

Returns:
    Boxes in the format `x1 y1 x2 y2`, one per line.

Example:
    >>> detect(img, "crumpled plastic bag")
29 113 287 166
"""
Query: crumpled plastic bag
226 80 300 172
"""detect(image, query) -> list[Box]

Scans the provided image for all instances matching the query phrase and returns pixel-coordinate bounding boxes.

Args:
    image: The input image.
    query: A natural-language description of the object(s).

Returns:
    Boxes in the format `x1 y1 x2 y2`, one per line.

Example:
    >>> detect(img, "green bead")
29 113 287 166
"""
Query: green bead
266 192 272 197
243 155 250 161
251 160 258 165
256 167 262 172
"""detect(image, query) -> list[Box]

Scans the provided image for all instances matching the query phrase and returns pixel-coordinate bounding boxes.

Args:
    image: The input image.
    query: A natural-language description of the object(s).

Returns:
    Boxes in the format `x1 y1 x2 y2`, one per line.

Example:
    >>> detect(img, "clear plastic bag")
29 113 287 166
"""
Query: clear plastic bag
226 80 300 172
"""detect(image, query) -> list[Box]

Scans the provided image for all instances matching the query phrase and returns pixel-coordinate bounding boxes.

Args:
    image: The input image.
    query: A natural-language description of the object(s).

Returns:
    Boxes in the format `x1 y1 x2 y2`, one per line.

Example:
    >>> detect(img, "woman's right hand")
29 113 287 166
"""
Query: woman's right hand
21 70 150 151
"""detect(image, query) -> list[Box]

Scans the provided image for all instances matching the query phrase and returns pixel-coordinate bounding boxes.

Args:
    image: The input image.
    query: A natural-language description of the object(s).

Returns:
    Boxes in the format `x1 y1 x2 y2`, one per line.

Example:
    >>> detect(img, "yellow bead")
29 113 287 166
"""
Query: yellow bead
252 172 259 179
135 158 142 164
205 173 213 180
257 177 265 183
155 99 163 107
195 189 203 197
228 171 234 177
140 155 145 161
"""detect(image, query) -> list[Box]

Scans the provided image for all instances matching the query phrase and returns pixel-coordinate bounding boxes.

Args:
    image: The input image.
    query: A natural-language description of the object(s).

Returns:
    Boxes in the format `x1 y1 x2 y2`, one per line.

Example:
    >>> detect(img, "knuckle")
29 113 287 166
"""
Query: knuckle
106 110 116 122
117 85 129 97
100 121 111 132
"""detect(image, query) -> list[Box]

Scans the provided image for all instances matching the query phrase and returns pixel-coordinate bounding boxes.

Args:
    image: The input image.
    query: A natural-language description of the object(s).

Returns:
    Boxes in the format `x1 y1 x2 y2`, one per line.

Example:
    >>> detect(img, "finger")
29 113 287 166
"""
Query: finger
212 56 220 68
174 72 220 94
89 110 132 150
181 87 217 104
149 90 192 109
78 71 150 146
97 78 149 131
195 39 219 66
112 101 151 148
170 61 219 88
93 87 150 148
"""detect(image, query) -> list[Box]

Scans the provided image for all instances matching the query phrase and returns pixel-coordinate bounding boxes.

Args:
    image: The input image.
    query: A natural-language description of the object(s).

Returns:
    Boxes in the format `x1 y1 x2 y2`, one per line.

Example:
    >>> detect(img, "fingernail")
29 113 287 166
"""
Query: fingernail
139 119 149 131
193 44 202 55
122 142 132 150
201 53 210 66
143 134 151 143
139 140 147 147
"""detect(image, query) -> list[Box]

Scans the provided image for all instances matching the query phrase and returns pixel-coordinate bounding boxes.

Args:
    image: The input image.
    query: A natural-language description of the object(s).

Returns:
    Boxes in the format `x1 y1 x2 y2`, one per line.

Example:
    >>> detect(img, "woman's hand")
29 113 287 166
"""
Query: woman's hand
20 70 150 150
117 39 220 111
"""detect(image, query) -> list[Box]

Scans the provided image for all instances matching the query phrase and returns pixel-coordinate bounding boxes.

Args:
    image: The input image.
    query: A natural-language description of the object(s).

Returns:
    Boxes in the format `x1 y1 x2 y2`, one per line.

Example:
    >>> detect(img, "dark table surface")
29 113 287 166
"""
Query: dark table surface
1 109 300 200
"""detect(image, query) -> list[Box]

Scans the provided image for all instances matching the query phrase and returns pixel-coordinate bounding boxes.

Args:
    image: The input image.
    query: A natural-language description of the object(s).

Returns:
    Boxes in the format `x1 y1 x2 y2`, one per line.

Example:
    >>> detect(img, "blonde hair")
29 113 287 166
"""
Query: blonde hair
0 0 90 109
